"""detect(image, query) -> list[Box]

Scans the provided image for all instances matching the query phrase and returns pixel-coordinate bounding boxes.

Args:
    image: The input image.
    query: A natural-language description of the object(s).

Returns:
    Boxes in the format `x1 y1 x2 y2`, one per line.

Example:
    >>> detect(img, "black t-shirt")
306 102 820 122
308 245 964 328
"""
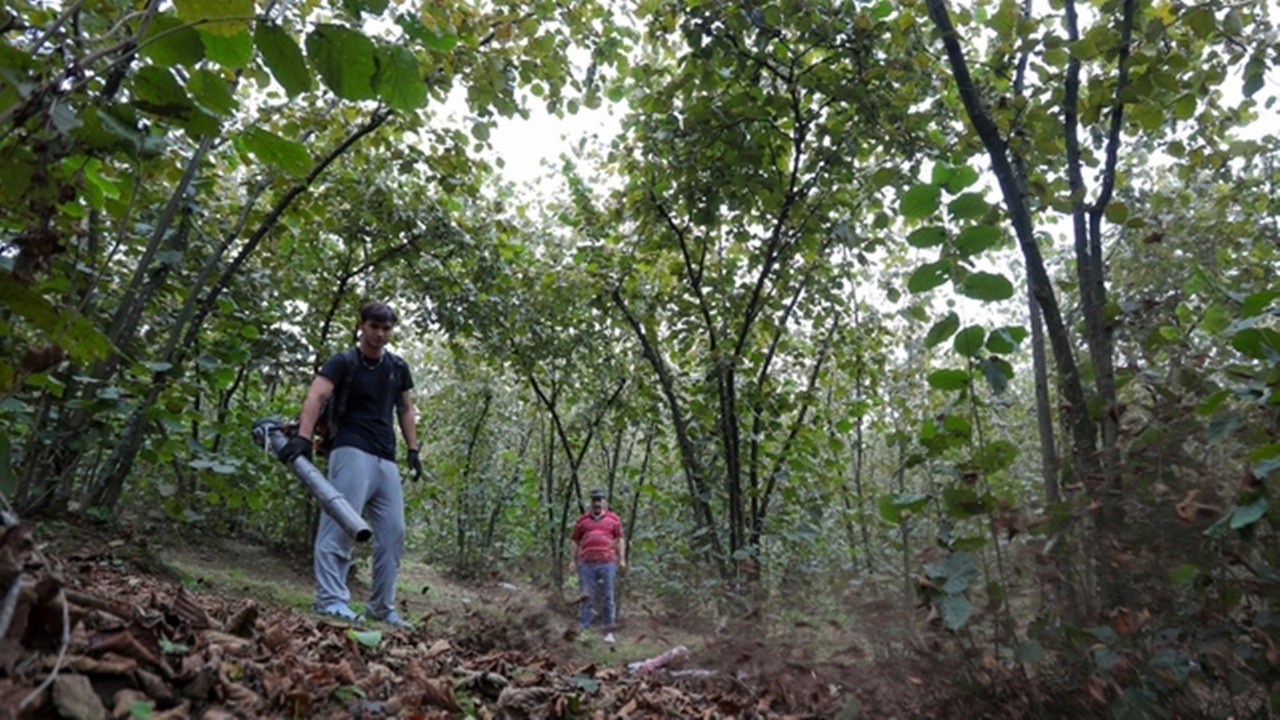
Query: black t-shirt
318 349 413 461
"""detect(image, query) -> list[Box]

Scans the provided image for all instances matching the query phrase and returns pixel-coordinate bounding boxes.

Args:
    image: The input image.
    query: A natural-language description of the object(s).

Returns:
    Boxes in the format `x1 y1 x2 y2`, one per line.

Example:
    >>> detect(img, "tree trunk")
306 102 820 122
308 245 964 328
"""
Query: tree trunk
455 389 492 577
1063 0 1136 610
1028 293 1060 504
611 287 724 569
84 109 392 509
925 0 1099 487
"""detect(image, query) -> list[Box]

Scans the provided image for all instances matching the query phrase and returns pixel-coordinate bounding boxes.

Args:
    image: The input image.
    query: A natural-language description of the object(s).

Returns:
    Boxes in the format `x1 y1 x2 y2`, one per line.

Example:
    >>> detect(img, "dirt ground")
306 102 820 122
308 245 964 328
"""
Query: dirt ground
5 514 946 718
137 523 704 670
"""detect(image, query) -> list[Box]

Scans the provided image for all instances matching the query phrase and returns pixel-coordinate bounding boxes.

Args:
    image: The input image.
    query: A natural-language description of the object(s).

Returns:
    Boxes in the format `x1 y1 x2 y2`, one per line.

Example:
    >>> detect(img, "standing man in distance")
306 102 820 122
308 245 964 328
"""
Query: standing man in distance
570 488 627 643
277 301 423 629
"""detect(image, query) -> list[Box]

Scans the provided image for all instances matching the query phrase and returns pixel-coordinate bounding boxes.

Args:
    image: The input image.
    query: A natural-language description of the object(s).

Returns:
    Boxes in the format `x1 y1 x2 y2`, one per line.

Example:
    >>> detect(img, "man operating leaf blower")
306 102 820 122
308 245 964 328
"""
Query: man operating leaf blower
276 301 423 629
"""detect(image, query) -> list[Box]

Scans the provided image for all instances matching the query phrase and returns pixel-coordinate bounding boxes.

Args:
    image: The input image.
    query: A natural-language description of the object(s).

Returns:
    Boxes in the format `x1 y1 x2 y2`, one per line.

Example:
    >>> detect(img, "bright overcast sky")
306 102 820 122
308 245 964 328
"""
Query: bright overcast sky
487 100 621 188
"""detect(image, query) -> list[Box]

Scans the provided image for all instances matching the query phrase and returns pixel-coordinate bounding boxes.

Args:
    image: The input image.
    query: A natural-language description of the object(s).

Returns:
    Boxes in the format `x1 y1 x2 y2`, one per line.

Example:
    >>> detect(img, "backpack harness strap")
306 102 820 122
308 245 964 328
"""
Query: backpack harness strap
324 348 361 442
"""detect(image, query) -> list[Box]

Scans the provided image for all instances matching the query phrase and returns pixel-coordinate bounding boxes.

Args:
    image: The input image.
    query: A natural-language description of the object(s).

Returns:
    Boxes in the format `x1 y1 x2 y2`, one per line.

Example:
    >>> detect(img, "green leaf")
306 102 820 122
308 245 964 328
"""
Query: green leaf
1200 305 1230 334
980 357 1014 394
1069 38 1099 60
141 14 204 67
571 673 601 693
1169 564 1198 585
937 594 973 630
307 24 378 100
985 325 1027 354
1183 7 1216 38
942 481 988 515
1241 290 1280 318
973 439 1018 472
373 44 426 110
346 629 383 648
953 326 985 357
179 108 221 138
81 159 122 202
907 260 951 294
947 192 988 220
1196 391 1230 417
955 225 1001 256
1229 497 1267 530
0 275 110 363
942 485 991 519
128 700 154 720
925 311 960 348
187 69 238 115
899 183 941 219
0 147 35 204
200 28 254 68
174 0 254 37
1104 201 1129 224
398 14 461 53
943 165 979 194
1252 444 1280 479
1015 639 1045 664
1243 55 1266 98
132 66 194 117
255 23 312 97
1134 103 1166 131
1224 9 1244 35
949 536 988 553
333 685 367 700
925 550 978 594
959 272 1015 301
877 492 930 523
239 127 312 177
1232 328 1270 360
159 637 189 654
907 226 946 248
927 369 969 391
1172 94 1197 120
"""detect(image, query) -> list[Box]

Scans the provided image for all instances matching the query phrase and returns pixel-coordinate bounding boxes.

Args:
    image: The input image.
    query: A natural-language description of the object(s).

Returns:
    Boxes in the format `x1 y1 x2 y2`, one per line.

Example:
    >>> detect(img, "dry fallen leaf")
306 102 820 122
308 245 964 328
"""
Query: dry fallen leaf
52 673 107 720
421 678 462 712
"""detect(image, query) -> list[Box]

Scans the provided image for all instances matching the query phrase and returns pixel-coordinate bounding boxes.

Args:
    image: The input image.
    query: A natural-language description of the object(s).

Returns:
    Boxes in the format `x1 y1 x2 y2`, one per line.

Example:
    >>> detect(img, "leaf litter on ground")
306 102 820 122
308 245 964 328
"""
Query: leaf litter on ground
0 518 936 718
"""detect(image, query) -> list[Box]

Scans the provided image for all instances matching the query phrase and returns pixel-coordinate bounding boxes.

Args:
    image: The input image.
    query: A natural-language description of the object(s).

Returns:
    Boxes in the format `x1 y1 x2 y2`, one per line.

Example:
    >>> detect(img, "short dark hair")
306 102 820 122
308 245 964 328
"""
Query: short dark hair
359 301 397 325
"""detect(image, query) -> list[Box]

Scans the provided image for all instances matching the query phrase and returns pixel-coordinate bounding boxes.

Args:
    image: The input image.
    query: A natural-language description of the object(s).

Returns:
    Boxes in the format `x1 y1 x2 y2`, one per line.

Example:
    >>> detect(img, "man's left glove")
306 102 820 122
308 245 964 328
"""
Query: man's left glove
278 435 313 464
407 448 423 482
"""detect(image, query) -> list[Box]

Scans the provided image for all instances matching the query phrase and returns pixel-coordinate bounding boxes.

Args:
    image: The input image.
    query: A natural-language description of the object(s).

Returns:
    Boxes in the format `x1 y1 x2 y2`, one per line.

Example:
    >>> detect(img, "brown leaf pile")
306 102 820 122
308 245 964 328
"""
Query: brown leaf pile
0 521 871 719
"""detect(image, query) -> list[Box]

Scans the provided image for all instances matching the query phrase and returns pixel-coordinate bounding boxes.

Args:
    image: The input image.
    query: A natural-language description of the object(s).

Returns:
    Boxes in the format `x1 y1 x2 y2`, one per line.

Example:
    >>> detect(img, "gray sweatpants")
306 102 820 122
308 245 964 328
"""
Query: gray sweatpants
313 446 405 619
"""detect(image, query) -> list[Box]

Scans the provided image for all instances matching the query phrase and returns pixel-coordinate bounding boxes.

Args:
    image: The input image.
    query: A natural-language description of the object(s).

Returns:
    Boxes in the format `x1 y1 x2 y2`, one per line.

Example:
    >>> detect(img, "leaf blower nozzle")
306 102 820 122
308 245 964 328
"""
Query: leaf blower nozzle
252 418 372 543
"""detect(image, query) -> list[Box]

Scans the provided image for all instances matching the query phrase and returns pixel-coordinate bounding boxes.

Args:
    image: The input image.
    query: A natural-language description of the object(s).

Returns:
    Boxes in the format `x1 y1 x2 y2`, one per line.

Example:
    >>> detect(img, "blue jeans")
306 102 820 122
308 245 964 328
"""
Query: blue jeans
577 561 617 629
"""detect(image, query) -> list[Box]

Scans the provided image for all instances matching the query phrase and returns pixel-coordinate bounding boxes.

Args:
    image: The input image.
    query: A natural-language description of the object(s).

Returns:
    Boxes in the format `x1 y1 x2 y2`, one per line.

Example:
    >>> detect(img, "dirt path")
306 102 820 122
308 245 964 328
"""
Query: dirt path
128 522 703 673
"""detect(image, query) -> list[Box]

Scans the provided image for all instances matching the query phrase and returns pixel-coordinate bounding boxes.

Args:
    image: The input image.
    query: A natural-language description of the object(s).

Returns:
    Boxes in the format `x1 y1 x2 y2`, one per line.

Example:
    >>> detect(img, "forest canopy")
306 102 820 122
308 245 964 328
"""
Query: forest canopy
2 0 1279 714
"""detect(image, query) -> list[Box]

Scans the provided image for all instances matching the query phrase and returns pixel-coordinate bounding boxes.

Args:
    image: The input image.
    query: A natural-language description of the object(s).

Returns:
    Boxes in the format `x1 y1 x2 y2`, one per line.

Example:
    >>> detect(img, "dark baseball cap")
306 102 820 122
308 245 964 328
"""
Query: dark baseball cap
589 488 606 499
